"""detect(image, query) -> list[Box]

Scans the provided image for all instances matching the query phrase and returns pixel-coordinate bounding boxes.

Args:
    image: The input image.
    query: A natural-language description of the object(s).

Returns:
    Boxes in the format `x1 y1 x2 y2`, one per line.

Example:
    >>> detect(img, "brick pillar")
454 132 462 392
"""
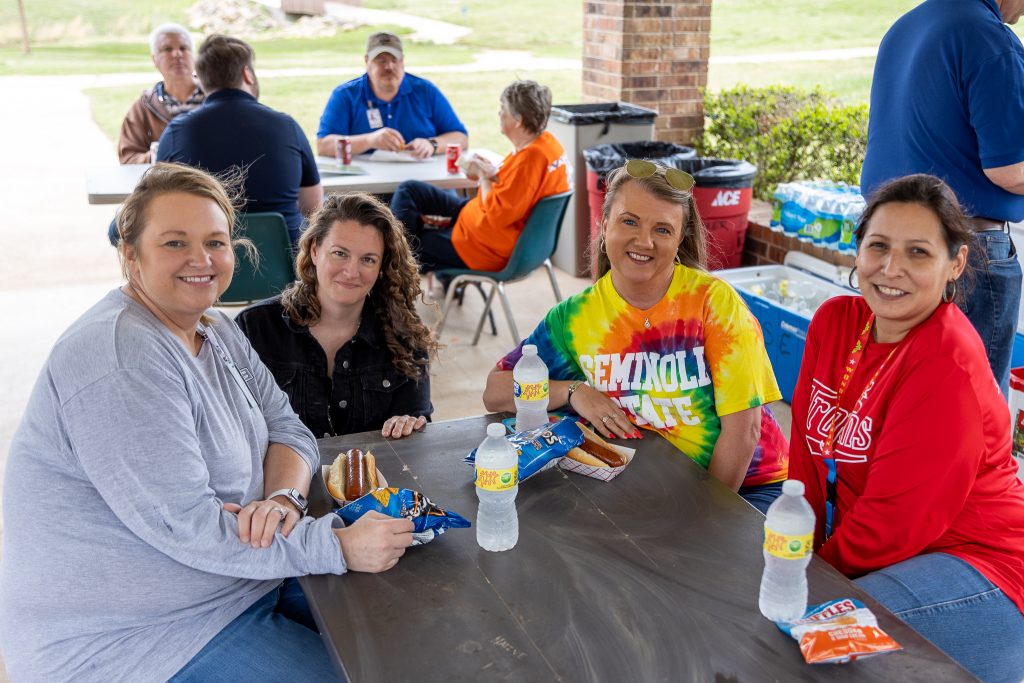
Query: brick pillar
582 0 711 146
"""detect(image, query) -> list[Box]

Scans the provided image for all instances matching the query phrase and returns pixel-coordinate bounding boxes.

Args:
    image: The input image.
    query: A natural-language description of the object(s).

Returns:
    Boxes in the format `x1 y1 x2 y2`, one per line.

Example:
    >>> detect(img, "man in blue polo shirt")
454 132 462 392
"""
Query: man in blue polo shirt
316 31 468 159
861 0 1024 397
157 34 323 244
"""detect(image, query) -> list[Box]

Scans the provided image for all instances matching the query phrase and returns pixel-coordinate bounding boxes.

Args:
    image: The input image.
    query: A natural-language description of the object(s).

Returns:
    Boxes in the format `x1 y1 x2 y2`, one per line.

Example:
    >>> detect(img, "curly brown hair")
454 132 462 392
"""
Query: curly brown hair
280 193 437 380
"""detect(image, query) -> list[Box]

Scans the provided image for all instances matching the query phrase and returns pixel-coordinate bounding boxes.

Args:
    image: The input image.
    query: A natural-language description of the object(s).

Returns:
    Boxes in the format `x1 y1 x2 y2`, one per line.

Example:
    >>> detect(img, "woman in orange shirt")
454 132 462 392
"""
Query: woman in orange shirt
390 79 570 273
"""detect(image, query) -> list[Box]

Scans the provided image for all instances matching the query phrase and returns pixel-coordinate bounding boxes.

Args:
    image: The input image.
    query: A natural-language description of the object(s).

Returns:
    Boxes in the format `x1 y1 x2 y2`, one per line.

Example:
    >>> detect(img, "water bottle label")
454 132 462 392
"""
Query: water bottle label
764 528 813 559
476 466 518 491
513 380 549 402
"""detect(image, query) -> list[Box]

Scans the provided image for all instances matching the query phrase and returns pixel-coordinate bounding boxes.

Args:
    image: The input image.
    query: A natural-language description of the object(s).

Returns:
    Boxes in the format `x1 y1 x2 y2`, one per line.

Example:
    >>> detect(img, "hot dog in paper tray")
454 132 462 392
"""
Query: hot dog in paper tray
465 417 636 482
326 449 470 546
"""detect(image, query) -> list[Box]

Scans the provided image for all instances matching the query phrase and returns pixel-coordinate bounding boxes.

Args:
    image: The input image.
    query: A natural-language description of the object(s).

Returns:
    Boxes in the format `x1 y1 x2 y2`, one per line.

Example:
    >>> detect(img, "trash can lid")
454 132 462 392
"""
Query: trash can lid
674 158 758 188
550 102 657 125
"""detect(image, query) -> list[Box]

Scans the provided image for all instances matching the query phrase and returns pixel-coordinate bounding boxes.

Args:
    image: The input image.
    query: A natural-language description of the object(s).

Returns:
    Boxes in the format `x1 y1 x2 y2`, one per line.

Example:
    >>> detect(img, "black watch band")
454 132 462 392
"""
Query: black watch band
428 137 439 154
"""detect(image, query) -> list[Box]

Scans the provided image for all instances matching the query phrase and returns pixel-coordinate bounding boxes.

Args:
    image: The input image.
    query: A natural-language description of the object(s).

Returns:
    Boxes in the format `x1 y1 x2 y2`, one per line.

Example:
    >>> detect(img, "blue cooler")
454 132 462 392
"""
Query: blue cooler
718 254 855 402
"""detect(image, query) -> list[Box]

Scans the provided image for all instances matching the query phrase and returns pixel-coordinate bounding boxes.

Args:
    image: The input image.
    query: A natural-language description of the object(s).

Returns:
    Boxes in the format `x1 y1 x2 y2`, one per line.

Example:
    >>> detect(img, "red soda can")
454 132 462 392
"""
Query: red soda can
336 136 352 166
446 143 460 174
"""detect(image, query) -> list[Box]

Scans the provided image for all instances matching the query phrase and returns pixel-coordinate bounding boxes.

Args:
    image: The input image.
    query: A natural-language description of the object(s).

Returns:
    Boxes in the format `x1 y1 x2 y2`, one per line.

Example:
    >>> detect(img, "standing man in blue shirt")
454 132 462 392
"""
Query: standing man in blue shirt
316 31 468 159
158 35 323 244
861 0 1024 397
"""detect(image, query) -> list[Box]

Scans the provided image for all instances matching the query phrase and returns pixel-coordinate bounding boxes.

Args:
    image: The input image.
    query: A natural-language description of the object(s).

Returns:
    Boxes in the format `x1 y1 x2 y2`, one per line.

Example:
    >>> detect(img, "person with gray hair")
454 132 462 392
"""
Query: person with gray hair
117 22 204 163
390 79 569 273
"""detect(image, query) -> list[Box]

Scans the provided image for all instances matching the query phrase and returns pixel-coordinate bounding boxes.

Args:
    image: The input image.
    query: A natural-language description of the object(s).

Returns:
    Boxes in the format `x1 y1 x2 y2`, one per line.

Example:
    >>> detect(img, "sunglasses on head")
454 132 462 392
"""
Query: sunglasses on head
624 159 695 192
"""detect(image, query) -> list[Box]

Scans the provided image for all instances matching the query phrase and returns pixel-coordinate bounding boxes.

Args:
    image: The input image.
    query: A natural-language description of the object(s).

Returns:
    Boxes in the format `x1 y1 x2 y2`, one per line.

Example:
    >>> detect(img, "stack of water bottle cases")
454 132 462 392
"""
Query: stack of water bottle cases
771 181 866 252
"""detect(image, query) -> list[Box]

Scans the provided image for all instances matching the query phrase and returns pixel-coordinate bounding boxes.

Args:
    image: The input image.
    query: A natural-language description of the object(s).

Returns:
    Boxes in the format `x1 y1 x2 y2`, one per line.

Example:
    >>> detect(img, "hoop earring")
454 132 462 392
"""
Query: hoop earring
847 266 859 290
942 279 957 303
674 251 682 265
598 236 607 254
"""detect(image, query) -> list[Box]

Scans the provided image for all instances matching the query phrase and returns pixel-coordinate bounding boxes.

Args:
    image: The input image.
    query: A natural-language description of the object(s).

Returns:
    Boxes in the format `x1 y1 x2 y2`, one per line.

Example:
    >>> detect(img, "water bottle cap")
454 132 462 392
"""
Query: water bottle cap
782 479 805 497
486 423 506 437
522 344 538 356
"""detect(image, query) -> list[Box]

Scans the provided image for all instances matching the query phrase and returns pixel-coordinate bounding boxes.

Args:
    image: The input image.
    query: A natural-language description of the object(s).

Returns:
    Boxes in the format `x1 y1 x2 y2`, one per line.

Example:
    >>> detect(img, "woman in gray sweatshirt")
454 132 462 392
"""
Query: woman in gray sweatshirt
0 163 413 682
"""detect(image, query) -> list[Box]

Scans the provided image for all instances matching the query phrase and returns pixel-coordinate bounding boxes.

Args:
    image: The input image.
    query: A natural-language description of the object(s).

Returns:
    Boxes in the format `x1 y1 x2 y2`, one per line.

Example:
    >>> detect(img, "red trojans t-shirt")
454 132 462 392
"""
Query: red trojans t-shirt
789 296 1024 614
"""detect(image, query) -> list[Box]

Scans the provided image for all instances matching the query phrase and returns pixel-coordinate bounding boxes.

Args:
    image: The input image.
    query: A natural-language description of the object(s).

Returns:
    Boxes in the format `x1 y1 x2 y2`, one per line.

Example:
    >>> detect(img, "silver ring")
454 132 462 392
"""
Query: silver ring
272 507 287 521
600 415 611 424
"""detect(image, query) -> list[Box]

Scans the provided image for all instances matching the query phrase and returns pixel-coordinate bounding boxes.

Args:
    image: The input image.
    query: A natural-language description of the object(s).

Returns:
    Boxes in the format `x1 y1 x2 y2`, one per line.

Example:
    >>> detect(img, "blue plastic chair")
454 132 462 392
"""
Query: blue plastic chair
218 212 295 305
435 190 573 345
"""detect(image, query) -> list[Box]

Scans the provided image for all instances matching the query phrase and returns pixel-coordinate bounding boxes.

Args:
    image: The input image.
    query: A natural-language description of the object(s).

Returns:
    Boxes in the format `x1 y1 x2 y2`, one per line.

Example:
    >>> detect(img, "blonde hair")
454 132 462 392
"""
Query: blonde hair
116 162 254 278
593 164 708 277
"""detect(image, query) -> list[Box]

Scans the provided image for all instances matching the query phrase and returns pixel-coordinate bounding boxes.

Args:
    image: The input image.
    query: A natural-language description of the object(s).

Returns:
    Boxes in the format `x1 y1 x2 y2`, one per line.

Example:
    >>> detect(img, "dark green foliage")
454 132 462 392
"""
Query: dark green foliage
700 85 868 200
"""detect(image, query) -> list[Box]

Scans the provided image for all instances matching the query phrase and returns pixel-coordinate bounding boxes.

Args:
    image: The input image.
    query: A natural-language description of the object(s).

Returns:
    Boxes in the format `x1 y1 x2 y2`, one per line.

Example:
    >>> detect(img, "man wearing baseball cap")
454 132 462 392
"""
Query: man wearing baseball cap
316 31 468 159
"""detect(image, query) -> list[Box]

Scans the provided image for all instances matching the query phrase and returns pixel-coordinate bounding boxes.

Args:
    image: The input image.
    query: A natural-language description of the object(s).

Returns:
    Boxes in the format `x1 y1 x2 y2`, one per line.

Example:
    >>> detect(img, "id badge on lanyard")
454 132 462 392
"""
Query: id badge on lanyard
366 102 383 130
197 323 261 411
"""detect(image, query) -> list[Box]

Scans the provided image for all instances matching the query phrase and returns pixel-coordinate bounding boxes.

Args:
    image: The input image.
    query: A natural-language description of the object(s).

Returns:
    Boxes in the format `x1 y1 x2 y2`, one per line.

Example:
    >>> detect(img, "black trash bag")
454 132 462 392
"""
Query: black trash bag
583 141 698 186
550 102 657 126
672 158 758 189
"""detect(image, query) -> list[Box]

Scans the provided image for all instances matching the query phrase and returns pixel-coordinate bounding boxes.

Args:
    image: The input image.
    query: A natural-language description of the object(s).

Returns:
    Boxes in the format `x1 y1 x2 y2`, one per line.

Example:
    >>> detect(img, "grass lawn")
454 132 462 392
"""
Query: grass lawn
709 57 876 105
0 28 474 76
28 0 1024 150
85 68 583 158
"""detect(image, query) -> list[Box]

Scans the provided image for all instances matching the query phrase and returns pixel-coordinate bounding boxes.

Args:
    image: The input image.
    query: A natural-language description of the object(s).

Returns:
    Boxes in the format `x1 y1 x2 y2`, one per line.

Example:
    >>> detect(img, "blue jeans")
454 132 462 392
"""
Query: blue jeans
390 180 469 272
856 553 1024 683
959 230 1022 398
738 481 783 514
169 578 342 682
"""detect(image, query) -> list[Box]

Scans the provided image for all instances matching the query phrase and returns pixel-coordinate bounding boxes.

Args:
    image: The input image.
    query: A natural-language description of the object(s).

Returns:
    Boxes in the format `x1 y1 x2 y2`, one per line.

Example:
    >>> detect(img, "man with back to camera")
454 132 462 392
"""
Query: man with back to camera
316 31 468 159
117 23 204 164
157 34 323 245
861 0 1024 397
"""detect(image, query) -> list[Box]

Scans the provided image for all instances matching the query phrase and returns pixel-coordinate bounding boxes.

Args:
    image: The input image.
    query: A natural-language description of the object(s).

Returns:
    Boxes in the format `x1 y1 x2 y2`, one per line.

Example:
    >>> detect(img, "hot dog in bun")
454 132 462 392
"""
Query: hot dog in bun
566 424 626 468
327 448 381 501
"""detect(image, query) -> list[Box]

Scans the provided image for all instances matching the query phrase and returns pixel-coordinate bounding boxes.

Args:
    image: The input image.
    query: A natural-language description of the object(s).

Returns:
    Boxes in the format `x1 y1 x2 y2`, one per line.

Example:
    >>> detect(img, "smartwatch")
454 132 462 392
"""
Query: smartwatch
267 488 308 517
428 137 439 154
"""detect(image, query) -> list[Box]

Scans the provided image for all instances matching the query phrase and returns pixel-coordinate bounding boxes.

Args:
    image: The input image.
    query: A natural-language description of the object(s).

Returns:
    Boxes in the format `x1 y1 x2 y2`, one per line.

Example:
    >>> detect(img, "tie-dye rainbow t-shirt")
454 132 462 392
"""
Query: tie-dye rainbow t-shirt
497 265 788 487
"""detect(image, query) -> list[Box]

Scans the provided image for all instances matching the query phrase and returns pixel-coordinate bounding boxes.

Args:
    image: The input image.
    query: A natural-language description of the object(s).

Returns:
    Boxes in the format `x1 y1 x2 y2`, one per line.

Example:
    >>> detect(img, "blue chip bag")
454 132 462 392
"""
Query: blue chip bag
336 487 470 546
465 417 585 481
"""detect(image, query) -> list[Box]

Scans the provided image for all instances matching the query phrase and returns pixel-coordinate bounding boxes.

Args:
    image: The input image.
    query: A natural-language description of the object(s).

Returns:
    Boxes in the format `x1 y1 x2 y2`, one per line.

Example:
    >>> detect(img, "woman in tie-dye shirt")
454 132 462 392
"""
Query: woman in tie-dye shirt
483 161 788 512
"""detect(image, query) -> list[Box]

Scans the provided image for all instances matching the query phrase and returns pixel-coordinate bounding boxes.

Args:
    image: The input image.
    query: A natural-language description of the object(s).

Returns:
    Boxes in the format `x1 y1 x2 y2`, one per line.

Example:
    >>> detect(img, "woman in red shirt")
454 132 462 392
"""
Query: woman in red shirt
789 174 1024 682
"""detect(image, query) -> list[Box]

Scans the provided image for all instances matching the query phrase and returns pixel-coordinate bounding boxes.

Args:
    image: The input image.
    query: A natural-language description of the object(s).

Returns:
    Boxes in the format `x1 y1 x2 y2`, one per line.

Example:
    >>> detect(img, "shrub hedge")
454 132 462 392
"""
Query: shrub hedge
699 85 868 201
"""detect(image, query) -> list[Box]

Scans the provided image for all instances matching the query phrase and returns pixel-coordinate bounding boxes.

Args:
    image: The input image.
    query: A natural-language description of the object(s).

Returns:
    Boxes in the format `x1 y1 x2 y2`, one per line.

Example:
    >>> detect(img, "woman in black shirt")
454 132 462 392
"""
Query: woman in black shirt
237 193 437 438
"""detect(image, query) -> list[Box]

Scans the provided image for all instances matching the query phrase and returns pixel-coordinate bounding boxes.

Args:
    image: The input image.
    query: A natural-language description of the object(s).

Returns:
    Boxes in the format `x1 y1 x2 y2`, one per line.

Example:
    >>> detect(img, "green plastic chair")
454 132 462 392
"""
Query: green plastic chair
218 212 295 305
435 190 573 345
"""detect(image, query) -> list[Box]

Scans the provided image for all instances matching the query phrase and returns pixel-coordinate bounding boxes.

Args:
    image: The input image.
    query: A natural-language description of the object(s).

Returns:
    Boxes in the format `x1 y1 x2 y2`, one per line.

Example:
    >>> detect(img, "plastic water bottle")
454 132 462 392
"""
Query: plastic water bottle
758 479 815 622
513 344 549 432
475 423 519 552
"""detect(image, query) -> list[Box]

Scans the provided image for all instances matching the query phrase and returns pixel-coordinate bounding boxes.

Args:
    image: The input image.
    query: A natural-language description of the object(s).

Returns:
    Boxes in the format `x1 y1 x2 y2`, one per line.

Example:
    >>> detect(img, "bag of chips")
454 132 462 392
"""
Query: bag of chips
776 598 902 664
465 417 585 481
337 487 470 546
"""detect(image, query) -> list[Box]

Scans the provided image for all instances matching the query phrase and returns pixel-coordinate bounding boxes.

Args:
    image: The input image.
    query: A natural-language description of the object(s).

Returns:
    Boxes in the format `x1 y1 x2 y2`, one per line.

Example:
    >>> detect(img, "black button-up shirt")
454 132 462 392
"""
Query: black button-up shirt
236 297 432 438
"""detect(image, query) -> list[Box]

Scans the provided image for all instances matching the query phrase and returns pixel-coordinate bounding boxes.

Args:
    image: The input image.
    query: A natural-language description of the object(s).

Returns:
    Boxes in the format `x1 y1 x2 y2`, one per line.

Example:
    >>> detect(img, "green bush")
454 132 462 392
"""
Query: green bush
699 85 868 201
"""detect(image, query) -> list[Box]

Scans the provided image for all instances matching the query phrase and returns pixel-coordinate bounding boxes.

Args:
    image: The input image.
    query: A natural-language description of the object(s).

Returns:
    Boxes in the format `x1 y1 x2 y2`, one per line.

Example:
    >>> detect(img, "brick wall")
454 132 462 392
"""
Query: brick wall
742 201 855 268
582 0 711 146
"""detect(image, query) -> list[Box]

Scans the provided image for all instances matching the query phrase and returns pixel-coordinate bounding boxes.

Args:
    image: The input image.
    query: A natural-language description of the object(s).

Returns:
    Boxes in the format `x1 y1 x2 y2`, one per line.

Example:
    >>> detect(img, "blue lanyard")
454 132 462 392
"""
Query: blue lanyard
822 315 900 540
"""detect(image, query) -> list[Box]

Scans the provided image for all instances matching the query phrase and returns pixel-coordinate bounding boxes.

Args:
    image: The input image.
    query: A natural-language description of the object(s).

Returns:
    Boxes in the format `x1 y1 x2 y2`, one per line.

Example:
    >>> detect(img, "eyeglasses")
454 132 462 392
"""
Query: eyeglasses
625 159 695 192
